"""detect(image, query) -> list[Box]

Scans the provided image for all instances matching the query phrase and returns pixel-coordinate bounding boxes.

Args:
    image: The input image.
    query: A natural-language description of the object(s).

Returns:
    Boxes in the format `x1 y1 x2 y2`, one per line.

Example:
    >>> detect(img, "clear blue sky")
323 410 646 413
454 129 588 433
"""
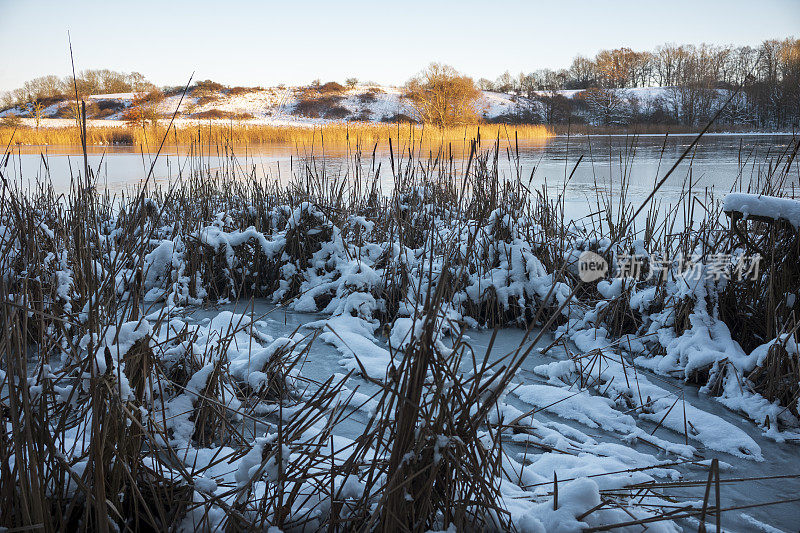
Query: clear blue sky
1 0 798 92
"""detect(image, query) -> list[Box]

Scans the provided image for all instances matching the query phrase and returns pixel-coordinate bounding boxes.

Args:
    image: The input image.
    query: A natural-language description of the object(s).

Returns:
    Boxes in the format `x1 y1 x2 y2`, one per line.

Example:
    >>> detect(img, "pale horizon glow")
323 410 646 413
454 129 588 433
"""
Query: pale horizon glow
1 0 798 93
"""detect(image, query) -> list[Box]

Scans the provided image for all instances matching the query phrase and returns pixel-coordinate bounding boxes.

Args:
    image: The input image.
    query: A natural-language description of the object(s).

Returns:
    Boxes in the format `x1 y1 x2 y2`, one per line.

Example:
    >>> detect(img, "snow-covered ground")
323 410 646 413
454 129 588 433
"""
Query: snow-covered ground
2 85 418 127
0 85 694 128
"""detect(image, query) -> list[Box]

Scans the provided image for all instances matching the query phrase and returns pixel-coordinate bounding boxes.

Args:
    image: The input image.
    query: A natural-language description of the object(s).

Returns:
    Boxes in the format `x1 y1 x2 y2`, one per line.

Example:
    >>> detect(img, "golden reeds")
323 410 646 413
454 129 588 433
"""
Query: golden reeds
0 121 552 149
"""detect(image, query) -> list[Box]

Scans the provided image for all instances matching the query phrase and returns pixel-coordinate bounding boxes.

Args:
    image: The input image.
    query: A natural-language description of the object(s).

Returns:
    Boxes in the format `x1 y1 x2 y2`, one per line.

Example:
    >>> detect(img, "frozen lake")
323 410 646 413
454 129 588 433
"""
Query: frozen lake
167 299 800 532
6 134 797 219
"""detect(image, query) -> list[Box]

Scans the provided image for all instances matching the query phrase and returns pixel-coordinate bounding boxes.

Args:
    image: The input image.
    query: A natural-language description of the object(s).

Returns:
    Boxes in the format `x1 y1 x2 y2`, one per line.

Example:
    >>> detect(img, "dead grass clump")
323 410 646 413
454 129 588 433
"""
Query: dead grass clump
185 239 233 301
283 206 334 270
462 286 530 327
600 290 643 337
236 341 303 403
231 237 280 298
719 216 800 353
747 340 800 416
190 360 240 447
227 86 262 96
120 471 192 532
350 283 513 531
191 109 254 120
672 296 696 336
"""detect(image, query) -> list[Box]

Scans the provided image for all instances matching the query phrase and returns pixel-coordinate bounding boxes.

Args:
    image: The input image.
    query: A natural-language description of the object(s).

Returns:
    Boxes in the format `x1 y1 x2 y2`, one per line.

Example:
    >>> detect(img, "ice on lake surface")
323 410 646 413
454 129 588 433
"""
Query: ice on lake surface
167 298 800 533
8 134 796 219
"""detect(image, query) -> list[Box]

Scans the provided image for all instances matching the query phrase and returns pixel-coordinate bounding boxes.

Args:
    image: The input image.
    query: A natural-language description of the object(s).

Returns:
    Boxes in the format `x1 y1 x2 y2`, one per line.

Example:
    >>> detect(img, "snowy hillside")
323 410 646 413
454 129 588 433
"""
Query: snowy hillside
0 83 751 132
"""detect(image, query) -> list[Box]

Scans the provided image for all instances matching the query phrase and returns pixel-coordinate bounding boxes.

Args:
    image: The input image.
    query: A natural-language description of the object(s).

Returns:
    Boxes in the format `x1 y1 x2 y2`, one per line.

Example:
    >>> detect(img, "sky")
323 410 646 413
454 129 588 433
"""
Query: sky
1 0 799 92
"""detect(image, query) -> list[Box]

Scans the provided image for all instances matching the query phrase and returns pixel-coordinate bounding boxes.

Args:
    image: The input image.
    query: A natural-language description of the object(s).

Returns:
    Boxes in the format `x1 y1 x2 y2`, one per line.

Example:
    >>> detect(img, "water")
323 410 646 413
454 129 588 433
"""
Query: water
6 135 797 213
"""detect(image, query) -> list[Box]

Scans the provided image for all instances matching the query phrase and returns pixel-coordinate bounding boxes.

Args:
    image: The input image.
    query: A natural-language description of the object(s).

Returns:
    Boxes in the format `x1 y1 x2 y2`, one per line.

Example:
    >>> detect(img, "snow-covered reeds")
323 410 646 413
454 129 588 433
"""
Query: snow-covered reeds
0 125 798 530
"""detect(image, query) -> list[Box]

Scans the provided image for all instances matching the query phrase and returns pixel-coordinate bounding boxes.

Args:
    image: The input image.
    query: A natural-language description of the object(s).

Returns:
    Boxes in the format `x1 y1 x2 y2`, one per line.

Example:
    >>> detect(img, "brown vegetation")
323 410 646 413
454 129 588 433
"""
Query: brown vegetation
121 89 165 127
0 121 551 148
190 109 255 120
405 63 481 127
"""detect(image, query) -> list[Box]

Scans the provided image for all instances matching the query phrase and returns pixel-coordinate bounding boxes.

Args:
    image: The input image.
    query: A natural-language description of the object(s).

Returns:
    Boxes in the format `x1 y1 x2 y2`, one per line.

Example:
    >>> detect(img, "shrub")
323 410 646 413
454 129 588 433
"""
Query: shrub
227 86 261 96
352 110 372 121
53 104 77 119
92 99 125 118
0 113 21 128
358 91 377 104
293 95 343 118
194 80 225 93
193 80 224 105
382 113 417 124
319 81 344 93
122 90 164 126
324 106 349 119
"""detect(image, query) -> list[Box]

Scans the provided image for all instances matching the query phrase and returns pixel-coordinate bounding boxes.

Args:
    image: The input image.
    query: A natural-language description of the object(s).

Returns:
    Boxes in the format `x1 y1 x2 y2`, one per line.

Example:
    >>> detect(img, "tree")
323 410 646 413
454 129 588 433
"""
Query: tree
345 77 359 89
32 100 44 128
405 63 481 127
494 71 515 93
122 90 164 128
535 91 573 124
127 72 153 93
518 73 538 98
477 78 495 91
580 87 630 125
567 55 596 89
595 48 641 88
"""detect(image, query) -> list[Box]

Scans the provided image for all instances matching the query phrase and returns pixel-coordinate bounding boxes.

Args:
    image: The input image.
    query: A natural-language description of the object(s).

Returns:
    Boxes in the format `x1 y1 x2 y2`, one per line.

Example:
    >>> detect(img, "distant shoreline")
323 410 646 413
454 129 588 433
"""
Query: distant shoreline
0 119 793 150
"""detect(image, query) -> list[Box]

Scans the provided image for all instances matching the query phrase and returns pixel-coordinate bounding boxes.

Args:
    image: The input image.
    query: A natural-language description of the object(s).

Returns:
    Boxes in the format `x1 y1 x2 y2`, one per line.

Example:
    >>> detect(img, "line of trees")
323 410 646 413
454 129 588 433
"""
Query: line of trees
1 69 154 109
481 38 799 128
3 37 796 129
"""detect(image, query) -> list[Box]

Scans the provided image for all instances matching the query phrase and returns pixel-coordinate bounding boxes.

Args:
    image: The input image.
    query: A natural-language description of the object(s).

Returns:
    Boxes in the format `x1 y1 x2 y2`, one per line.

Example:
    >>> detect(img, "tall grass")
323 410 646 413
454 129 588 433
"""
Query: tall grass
0 122 552 148
0 123 797 531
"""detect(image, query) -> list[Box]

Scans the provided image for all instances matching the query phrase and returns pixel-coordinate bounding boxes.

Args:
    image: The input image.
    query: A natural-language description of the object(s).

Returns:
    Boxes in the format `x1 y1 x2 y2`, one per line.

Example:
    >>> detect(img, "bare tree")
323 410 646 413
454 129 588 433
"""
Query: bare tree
580 87 630 125
567 55 596 89
494 71 515 93
477 78 495 91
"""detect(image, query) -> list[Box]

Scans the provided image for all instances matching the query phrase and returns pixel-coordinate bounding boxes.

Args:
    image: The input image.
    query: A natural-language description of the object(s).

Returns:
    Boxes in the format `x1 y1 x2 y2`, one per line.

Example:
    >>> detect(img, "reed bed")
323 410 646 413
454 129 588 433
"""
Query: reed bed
0 122 552 149
0 124 798 531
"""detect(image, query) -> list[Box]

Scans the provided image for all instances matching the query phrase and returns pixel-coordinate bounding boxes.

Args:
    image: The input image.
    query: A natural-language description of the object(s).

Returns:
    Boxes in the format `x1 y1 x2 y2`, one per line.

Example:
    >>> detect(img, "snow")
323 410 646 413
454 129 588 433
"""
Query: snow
312 314 392 380
4 152 800 530
724 192 800 228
